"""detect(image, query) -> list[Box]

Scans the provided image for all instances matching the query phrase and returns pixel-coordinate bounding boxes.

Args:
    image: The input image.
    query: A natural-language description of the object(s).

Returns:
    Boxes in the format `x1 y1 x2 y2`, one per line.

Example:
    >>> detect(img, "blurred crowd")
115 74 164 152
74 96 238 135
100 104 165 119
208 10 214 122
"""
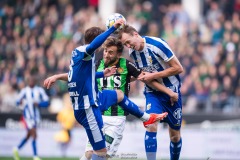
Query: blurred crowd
0 0 240 114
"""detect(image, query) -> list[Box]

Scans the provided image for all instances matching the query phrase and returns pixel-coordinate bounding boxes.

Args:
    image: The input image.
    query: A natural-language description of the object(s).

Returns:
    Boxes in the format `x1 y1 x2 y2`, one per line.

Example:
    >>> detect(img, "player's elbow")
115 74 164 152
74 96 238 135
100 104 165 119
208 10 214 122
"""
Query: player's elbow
177 65 184 74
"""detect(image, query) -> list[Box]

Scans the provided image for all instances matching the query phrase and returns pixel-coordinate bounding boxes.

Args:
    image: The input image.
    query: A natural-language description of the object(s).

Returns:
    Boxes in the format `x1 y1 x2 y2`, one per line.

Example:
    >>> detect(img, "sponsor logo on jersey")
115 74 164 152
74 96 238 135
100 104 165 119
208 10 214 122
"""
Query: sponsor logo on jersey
173 108 182 120
105 134 114 144
146 103 151 110
117 67 124 73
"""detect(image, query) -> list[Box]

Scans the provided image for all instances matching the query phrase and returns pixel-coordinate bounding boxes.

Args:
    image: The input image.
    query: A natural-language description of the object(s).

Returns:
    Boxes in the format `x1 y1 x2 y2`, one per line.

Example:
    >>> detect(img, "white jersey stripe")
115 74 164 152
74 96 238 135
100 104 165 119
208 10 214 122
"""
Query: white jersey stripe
85 107 103 143
83 95 90 108
91 56 98 106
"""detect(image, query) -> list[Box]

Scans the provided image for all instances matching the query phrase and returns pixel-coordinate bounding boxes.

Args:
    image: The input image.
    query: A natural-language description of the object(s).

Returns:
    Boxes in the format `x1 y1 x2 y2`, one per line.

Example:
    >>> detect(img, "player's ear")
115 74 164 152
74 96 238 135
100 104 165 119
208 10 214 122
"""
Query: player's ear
133 32 139 36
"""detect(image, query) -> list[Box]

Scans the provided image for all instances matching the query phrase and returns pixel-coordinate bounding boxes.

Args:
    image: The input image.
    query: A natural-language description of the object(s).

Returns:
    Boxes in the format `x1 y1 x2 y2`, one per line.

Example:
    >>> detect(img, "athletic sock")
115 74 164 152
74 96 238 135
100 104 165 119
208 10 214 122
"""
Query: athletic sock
170 138 182 160
145 131 157 160
17 137 28 149
118 95 144 118
32 139 37 156
92 154 106 160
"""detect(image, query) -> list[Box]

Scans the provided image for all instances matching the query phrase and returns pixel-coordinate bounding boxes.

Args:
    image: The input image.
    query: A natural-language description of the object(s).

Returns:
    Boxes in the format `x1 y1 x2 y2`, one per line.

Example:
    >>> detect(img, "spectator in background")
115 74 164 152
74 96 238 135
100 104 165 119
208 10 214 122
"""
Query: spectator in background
13 76 49 160
0 0 240 115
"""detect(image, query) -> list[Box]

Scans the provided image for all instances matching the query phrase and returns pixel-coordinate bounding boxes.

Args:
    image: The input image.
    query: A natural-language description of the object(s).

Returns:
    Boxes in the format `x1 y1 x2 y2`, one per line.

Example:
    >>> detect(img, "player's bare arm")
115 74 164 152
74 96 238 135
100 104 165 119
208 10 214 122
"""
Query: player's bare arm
138 56 183 82
44 67 116 89
43 73 68 89
137 72 178 106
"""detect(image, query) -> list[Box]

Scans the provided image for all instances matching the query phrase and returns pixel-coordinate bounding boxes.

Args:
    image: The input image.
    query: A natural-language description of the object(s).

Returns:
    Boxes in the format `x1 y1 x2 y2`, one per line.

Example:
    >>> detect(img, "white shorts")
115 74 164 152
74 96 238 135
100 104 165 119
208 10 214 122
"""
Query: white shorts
85 116 126 157
23 108 40 129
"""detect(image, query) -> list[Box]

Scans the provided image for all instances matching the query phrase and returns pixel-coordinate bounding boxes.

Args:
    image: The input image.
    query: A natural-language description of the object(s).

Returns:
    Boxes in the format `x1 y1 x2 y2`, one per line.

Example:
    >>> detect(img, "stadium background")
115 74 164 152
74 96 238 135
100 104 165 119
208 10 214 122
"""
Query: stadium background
0 0 240 159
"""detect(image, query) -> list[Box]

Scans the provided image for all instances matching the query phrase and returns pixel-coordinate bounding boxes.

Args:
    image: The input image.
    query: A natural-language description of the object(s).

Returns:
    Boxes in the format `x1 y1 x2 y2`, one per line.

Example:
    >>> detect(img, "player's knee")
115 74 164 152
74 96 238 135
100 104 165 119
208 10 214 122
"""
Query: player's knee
170 135 181 142
169 128 181 142
116 90 124 102
94 148 107 157
146 122 158 132
85 151 93 159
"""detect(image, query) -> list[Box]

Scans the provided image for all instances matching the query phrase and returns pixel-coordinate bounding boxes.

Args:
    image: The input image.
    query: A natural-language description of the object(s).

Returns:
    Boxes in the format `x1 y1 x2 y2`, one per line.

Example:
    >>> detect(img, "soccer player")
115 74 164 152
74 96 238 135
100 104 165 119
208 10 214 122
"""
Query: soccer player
13 76 50 160
45 37 178 160
81 37 178 160
118 25 184 160
44 19 168 160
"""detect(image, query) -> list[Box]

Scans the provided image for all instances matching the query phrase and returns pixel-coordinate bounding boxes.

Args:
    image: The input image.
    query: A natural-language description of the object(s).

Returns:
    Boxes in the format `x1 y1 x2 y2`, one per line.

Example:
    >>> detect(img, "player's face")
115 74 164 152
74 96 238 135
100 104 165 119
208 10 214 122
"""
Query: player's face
103 46 119 66
120 32 144 51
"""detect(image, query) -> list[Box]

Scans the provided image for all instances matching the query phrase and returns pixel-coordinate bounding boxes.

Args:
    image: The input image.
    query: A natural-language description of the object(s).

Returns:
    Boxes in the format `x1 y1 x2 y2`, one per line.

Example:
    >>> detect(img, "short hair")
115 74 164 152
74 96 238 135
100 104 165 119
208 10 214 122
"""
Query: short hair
84 27 104 44
118 25 138 39
103 36 124 53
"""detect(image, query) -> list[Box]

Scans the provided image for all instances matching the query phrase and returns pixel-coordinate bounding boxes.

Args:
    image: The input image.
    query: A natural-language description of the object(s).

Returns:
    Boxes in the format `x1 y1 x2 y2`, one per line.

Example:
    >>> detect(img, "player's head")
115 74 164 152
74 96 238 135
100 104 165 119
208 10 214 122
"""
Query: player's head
118 25 144 51
26 76 36 88
84 27 104 44
102 36 123 66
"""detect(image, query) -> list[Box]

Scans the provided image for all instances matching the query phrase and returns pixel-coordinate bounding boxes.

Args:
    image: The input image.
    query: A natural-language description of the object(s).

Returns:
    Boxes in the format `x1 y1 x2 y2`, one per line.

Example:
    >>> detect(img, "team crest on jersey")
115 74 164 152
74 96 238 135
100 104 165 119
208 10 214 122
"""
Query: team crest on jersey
117 67 124 73
173 108 182 120
148 56 153 64
146 103 151 110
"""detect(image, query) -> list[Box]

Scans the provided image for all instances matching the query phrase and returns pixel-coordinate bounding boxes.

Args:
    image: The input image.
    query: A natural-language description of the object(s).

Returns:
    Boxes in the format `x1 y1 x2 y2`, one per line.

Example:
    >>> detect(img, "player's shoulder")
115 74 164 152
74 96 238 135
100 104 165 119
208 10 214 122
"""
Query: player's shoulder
145 36 170 48
73 45 88 56
75 45 87 52
145 36 164 43
34 85 44 91
126 59 138 68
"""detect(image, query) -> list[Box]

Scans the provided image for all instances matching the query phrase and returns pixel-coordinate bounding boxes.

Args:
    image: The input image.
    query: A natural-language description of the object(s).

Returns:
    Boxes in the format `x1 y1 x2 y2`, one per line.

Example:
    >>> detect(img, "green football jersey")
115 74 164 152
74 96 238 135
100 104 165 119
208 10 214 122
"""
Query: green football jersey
96 58 141 116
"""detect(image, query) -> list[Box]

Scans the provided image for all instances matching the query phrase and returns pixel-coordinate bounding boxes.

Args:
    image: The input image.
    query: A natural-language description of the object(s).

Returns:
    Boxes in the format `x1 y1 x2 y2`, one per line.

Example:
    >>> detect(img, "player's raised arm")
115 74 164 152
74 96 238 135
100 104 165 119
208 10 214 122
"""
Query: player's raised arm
86 19 125 54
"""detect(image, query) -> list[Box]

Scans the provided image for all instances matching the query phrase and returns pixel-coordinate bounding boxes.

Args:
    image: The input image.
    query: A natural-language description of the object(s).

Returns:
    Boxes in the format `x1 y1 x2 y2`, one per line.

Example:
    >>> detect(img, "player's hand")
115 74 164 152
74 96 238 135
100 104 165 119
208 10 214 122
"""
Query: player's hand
113 18 125 29
104 66 117 77
33 102 39 107
43 75 57 89
137 72 155 83
170 92 178 106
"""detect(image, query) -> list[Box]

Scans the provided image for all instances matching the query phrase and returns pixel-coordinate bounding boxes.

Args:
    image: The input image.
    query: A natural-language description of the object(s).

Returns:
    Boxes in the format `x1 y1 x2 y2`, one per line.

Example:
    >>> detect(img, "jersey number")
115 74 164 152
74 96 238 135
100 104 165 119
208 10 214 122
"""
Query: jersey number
68 60 74 81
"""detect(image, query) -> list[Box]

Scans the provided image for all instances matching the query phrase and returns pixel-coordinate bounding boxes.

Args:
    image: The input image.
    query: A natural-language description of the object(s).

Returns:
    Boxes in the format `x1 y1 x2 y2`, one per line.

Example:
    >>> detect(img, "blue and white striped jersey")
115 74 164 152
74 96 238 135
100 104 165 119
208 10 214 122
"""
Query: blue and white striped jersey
67 26 116 110
129 36 181 92
68 45 99 110
16 86 49 121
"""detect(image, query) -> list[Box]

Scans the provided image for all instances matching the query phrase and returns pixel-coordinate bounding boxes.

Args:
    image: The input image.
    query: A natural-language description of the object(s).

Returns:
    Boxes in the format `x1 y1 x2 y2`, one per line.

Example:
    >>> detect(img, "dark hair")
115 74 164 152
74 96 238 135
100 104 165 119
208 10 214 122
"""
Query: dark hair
103 36 124 53
84 27 104 44
118 25 138 39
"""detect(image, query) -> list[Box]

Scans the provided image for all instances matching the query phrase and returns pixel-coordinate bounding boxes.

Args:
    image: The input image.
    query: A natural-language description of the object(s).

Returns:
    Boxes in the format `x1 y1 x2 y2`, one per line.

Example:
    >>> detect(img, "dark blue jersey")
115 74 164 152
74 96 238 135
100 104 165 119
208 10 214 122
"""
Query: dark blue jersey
68 26 116 110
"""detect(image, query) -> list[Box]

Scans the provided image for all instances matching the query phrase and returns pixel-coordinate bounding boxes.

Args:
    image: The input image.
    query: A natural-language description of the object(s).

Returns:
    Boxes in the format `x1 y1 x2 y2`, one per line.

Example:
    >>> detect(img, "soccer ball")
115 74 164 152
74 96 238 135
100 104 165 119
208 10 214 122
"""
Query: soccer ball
105 13 126 30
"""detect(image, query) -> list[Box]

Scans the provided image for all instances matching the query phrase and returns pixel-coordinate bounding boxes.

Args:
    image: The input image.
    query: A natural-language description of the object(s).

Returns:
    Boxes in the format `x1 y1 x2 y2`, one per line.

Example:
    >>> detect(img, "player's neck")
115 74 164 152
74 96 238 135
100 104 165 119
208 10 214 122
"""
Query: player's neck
139 37 145 51
109 59 119 67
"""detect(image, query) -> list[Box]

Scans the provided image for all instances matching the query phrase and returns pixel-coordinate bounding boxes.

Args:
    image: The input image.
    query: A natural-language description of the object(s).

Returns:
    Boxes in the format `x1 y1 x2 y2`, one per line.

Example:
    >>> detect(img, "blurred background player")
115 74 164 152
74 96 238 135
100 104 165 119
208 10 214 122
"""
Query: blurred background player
13 76 50 160
54 93 75 157
118 25 184 160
